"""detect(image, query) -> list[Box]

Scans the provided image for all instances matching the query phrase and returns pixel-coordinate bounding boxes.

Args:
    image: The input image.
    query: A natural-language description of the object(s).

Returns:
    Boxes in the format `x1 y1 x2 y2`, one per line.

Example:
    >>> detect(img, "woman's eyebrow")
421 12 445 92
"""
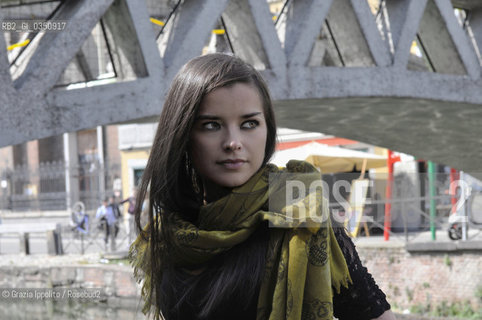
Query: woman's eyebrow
241 112 262 119
195 114 220 120
195 112 262 120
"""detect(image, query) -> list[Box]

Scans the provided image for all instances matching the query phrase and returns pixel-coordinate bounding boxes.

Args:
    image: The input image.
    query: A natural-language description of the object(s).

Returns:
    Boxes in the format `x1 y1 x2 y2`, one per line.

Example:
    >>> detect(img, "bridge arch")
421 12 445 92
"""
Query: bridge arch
1 0 481 171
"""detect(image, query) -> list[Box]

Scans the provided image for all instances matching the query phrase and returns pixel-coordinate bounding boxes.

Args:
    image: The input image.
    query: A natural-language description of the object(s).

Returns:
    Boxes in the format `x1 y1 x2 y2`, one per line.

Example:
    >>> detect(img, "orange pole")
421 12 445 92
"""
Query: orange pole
384 150 394 241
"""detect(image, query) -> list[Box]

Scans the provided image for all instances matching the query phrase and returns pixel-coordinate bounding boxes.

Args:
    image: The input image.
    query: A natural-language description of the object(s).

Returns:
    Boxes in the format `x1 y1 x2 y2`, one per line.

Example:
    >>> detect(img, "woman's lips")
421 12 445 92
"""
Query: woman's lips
218 159 246 169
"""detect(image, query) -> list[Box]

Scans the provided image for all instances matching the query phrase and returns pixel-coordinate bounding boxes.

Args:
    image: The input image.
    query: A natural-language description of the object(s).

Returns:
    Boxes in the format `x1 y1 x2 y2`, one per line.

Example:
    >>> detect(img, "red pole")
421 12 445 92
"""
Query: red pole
384 150 394 241
449 168 459 214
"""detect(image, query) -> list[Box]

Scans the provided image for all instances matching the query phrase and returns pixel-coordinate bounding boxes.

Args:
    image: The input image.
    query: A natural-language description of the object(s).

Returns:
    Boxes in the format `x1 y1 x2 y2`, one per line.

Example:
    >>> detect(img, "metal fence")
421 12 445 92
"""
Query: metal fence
61 211 137 254
0 160 121 212
14 188 482 256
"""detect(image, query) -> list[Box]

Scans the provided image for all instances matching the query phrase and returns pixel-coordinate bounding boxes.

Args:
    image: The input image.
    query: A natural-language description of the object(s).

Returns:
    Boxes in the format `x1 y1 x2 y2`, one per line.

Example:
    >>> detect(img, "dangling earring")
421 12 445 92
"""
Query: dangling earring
185 151 191 176
191 168 201 195
185 152 201 194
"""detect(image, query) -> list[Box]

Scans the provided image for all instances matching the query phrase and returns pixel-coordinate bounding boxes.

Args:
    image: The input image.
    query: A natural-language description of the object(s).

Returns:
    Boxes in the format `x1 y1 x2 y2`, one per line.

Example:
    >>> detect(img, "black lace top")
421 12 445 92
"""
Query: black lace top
331 226 391 319
160 225 391 320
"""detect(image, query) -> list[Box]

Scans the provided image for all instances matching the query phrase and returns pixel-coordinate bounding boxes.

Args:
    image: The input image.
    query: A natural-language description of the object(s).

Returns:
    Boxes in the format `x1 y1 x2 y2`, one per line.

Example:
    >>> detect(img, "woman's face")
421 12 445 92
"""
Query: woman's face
190 82 268 189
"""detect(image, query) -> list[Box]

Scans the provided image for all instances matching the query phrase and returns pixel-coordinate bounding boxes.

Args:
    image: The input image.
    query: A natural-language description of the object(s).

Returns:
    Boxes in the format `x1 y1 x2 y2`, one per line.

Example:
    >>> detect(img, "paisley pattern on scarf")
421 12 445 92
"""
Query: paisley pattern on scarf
307 227 328 266
301 299 331 320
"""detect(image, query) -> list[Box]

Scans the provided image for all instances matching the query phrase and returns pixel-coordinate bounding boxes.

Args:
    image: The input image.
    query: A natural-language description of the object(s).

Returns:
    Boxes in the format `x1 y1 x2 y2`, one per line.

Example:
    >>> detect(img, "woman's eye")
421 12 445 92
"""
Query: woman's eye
202 122 220 130
241 120 259 129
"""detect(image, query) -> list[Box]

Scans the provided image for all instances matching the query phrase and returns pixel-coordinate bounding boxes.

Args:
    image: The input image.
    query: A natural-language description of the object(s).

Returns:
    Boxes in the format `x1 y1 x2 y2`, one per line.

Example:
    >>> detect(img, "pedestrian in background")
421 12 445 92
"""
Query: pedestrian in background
95 198 108 232
96 196 121 250
71 201 88 235
121 188 137 243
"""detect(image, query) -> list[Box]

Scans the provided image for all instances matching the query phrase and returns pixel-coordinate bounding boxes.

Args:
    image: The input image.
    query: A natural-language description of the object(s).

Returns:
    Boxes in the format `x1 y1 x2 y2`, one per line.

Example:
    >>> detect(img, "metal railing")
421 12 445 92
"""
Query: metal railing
61 211 136 254
0 160 121 212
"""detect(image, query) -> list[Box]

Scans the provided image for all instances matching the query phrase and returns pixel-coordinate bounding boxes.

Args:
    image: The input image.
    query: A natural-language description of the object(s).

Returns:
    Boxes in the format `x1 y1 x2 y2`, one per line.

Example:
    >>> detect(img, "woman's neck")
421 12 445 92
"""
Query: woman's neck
203 179 232 203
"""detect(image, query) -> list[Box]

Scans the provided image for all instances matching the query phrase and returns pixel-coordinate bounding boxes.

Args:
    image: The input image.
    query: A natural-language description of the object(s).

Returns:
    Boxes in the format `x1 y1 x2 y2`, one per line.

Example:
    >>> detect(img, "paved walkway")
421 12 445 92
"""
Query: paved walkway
0 210 134 255
0 252 129 268
2 209 482 254
354 229 482 251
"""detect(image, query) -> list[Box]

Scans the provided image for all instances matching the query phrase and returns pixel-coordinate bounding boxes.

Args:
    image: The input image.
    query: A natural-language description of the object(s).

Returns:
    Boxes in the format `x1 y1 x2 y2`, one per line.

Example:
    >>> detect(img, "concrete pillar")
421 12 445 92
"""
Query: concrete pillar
97 126 106 201
46 224 63 255
20 233 30 255
63 132 79 211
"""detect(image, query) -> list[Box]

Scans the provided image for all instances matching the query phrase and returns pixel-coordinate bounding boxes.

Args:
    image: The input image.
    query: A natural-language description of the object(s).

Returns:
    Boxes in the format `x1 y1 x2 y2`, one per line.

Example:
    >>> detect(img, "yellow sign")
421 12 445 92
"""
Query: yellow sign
7 39 30 51
149 17 165 26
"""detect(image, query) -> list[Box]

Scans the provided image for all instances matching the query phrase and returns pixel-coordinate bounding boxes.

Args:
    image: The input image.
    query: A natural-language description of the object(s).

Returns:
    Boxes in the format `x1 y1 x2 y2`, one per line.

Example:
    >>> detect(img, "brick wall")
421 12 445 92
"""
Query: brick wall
356 246 481 312
0 264 141 307
0 247 480 315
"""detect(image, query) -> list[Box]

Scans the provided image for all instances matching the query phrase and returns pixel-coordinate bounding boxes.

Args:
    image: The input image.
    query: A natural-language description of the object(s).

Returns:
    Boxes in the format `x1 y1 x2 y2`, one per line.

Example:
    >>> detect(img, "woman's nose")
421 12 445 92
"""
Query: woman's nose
223 130 242 151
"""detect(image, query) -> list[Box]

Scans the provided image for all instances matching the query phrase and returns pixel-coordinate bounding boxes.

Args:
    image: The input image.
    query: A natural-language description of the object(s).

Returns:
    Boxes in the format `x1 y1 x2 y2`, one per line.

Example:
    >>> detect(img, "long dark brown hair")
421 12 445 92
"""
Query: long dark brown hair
134 53 277 318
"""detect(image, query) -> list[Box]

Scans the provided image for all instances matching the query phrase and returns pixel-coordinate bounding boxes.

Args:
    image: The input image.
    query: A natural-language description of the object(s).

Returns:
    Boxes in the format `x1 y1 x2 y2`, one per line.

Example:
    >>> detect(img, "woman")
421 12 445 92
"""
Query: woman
129 53 396 320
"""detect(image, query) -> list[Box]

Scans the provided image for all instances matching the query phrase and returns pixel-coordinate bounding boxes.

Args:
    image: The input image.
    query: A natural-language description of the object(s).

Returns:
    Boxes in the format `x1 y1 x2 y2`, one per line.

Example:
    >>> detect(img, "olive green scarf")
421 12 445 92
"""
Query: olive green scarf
129 160 351 320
